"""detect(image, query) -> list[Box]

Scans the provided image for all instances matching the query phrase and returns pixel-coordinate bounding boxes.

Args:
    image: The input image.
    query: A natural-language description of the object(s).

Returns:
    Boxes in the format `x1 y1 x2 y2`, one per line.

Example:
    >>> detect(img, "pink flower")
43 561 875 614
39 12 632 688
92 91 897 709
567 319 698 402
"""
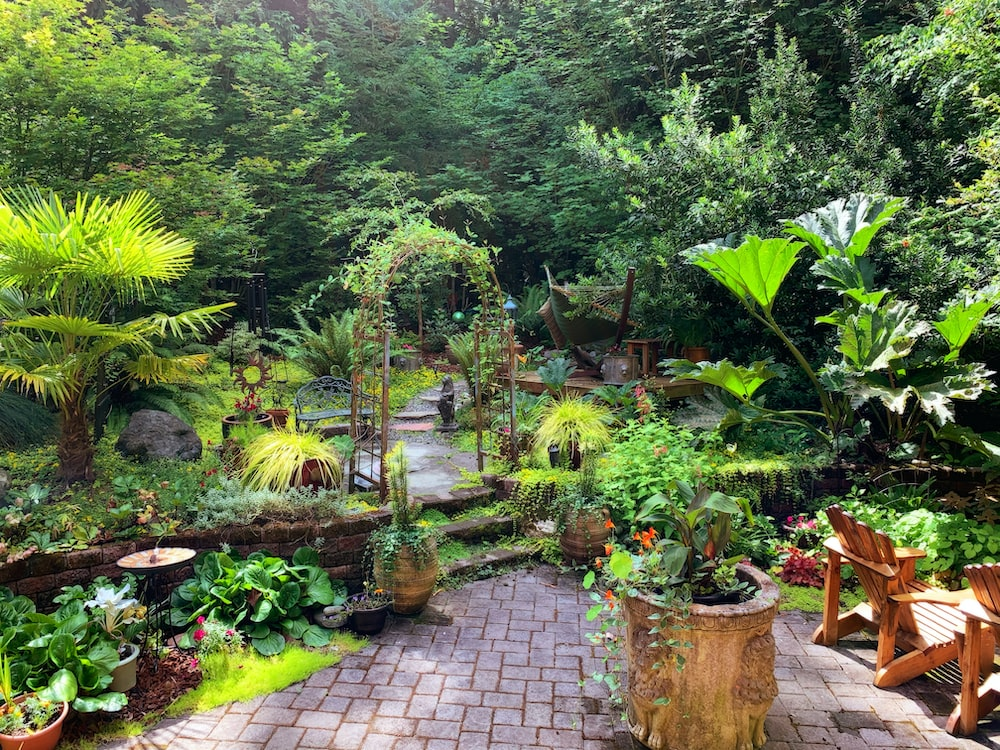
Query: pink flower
190 657 199 668
194 628 207 642
196 616 206 624
226 629 235 637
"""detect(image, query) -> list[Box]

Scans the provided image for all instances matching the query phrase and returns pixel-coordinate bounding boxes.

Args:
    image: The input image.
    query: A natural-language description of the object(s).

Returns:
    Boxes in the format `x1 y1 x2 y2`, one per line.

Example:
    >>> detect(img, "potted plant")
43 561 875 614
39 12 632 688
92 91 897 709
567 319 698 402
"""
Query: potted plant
584 480 780 750
0 652 68 750
221 353 274 438
344 584 393 635
0 587 127 729
370 442 441 615
83 581 146 693
532 395 613 468
239 426 346 491
558 458 613 567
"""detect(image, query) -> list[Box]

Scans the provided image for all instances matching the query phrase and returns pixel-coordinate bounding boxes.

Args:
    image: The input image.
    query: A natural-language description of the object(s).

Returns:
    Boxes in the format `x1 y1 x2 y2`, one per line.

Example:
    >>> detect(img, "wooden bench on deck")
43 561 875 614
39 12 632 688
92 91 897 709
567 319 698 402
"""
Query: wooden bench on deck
813 504 991 688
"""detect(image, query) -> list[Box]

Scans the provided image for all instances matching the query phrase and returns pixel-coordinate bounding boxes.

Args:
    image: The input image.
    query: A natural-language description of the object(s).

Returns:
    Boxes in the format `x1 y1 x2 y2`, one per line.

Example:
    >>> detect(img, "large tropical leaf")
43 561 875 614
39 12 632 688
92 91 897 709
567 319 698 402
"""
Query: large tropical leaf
933 290 998 360
819 301 928 371
665 358 780 401
687 236 804 315
786 193 905 259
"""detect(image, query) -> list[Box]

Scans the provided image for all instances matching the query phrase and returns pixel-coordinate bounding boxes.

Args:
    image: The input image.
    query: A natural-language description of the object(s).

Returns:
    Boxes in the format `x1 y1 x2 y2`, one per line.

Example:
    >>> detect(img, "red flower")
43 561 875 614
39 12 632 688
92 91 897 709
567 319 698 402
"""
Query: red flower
193 629 207 642
197 616 206 624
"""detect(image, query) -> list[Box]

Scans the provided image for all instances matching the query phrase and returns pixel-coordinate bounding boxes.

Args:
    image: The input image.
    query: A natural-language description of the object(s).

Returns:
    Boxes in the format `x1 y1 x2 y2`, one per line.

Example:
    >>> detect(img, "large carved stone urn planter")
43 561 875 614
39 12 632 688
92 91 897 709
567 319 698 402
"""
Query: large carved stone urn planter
622 564 780 750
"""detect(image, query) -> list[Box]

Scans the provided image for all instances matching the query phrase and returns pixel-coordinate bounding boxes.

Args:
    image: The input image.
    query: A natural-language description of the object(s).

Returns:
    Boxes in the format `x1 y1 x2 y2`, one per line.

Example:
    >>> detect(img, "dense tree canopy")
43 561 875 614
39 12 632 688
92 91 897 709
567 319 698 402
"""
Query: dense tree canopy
0 0 996 365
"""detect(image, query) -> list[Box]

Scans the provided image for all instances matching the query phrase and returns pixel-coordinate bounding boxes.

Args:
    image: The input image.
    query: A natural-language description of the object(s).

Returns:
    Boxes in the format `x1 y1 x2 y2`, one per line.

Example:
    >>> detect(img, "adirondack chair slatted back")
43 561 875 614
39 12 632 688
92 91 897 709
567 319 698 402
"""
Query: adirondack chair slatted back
825 505 913 624
965 563 1000 615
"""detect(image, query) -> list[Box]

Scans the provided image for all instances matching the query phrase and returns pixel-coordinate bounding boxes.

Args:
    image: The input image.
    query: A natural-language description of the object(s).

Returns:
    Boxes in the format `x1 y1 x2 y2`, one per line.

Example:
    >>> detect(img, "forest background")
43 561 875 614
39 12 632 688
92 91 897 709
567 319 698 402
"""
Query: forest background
2 0 999 421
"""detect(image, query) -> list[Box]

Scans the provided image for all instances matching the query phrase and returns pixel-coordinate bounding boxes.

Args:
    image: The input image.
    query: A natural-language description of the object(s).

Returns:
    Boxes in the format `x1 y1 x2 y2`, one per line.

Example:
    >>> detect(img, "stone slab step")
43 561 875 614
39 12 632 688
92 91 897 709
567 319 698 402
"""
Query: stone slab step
439 516 515 541
389 422 435 431
441 546 539 578
394 410 439 419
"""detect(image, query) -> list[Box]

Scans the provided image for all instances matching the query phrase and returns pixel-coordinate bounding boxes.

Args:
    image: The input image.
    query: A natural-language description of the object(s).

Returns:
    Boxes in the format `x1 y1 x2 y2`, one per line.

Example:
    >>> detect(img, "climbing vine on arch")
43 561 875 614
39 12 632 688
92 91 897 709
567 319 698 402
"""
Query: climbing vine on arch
342 220 516 497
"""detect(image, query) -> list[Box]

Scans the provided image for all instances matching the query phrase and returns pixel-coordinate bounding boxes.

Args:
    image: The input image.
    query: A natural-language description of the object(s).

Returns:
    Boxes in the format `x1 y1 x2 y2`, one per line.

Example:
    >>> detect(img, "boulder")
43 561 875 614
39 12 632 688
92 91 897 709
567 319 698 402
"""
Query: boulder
116 410 202 461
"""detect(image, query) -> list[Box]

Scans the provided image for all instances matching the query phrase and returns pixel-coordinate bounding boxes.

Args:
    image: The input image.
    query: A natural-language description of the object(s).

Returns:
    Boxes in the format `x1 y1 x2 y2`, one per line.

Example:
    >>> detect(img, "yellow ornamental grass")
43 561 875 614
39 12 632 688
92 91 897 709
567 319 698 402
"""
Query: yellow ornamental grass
532 396 614 459
240 427 344 492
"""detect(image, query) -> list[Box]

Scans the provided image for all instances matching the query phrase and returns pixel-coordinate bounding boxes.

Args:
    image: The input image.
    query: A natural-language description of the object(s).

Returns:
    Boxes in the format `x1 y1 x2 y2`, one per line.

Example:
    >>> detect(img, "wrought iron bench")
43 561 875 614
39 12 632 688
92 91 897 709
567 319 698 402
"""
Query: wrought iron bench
293 376 376 435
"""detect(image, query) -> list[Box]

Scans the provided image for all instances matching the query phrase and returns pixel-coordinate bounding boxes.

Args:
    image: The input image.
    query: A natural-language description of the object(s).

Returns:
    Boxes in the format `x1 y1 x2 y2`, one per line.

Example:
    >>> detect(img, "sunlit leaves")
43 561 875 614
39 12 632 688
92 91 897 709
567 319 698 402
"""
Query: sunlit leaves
686 236 804 315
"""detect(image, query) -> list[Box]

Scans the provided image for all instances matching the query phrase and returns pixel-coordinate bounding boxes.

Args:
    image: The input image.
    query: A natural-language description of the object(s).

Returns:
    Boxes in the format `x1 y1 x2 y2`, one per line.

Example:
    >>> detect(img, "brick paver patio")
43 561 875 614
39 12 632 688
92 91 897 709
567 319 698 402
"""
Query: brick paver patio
104 565 1000 749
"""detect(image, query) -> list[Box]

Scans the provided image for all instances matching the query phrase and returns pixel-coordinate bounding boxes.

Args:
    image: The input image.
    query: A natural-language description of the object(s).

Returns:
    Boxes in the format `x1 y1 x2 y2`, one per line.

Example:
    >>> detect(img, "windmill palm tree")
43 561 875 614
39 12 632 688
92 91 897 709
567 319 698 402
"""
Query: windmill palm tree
0 189 234 483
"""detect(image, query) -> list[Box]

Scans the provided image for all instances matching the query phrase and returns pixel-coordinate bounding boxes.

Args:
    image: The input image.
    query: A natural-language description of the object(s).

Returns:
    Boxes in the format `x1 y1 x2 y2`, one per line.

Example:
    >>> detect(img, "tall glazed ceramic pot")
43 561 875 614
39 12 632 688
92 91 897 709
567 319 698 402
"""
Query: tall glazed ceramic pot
560 507 611 566
374 539 439 615
623 564 780 750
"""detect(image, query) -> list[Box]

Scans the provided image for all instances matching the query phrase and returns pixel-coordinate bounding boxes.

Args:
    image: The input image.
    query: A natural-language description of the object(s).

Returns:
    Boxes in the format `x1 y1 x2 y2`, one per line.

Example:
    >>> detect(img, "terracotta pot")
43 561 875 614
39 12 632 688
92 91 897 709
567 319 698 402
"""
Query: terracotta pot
622 564 779 750
0 695 69 750
347 605 389 635
374 540 439 615
299 458 338 490
221 412 273 439
681 345 711 363
560 507 611 566
109 642 140 692
264 408 290 429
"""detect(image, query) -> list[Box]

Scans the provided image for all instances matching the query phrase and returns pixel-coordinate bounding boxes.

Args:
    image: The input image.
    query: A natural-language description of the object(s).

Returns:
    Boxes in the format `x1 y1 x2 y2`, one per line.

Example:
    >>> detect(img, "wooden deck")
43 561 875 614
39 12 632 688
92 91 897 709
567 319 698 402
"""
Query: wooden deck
510 371 704 399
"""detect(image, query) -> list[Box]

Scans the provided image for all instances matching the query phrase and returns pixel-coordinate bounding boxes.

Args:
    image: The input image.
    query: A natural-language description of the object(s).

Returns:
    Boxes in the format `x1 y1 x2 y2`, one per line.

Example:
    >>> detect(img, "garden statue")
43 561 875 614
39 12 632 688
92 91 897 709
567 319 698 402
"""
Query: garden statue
437 376 458 432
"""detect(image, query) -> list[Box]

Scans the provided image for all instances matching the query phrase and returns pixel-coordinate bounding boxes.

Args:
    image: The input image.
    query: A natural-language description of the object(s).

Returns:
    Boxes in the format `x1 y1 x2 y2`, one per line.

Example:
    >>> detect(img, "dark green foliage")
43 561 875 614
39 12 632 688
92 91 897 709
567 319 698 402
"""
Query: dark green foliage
0 390 54 449
281 309 358 379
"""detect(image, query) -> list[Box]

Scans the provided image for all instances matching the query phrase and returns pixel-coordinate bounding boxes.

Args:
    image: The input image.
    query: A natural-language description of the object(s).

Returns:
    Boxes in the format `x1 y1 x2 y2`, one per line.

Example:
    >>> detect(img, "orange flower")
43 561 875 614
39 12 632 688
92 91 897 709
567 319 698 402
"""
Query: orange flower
604 589 616 610
594 557 603 569
604 543 614 556
604 518 615 529
634 527 658 549
653 445 668 456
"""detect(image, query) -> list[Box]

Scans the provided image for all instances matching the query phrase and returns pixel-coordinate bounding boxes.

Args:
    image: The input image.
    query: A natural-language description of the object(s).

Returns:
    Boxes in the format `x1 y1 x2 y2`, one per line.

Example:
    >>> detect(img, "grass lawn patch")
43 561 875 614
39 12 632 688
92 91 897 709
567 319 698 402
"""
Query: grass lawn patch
168 637 360 717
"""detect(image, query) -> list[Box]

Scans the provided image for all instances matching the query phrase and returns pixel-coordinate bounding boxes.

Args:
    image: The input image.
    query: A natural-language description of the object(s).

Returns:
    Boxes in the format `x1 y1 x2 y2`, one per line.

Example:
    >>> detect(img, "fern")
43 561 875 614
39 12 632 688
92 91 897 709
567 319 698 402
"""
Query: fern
287 309 357 378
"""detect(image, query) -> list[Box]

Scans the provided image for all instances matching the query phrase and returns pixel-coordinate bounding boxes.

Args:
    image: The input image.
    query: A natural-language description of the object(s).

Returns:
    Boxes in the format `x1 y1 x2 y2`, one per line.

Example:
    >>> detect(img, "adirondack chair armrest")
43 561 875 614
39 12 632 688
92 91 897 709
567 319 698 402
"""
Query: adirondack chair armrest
959 597 1000 627
823 537 927 579
889 589 974 606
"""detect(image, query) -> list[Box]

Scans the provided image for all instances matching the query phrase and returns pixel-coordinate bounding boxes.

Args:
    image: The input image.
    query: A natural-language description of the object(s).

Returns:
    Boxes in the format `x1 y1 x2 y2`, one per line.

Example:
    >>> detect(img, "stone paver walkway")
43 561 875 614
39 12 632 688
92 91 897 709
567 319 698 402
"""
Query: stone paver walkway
105 565 1000 749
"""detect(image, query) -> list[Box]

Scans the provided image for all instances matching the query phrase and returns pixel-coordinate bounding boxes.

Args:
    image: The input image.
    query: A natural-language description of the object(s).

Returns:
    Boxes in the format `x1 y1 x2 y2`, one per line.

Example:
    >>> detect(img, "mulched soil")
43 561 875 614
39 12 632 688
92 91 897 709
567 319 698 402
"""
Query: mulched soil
61 648 202 744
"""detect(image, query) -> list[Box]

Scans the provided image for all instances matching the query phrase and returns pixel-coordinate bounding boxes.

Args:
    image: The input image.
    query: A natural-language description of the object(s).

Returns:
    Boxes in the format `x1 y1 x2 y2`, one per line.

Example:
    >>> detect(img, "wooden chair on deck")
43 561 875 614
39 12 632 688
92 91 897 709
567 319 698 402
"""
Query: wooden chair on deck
813 505 991 688
947 563 1000 735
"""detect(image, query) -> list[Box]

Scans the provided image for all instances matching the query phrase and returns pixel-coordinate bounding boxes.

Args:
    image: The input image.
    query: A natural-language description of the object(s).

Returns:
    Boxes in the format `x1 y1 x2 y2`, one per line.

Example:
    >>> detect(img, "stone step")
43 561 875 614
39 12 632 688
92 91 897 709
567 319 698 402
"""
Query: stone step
394 410 439 420
438 515 515 541
441 546 539 579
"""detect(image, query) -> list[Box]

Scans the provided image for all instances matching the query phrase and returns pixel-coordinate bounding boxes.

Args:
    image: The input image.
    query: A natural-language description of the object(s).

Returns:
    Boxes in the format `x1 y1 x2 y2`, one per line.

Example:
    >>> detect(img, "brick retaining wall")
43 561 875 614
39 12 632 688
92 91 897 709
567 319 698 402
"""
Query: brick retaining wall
0 486 493 610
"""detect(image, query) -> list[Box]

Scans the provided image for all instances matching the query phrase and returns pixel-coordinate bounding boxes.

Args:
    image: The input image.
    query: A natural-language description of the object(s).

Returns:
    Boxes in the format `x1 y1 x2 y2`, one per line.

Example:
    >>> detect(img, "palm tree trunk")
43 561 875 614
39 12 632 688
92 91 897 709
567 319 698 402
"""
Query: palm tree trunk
57 398 95 484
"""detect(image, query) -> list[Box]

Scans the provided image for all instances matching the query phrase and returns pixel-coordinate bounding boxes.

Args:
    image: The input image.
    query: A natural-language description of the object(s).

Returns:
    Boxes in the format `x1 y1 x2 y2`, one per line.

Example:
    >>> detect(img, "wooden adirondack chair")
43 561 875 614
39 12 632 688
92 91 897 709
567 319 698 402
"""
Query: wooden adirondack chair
947 563 1000 735
813 505 991 688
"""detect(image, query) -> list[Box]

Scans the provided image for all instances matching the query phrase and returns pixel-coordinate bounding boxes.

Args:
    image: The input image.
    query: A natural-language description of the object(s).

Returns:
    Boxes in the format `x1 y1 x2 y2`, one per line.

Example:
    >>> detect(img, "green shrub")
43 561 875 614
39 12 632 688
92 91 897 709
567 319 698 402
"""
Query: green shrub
817 496 1000 585
599 418 721 522
284 309 357 378
192 478 351 529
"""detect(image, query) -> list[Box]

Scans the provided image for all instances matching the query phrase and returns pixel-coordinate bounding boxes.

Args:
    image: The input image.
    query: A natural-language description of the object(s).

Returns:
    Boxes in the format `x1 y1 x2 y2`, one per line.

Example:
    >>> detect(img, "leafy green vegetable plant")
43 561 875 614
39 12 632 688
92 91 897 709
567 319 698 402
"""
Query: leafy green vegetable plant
169 547 345 656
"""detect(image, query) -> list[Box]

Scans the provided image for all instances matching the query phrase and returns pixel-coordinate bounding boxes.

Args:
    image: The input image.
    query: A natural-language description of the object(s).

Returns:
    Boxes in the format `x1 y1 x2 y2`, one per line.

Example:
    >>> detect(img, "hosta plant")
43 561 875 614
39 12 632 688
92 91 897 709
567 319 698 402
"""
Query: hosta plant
169 547 346 655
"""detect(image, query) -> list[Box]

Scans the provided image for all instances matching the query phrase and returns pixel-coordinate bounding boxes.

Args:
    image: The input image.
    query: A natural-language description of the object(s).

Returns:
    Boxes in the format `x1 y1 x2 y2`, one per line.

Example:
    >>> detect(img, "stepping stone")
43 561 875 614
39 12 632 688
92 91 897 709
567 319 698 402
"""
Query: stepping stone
395 410 439 419
390 421 435 432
